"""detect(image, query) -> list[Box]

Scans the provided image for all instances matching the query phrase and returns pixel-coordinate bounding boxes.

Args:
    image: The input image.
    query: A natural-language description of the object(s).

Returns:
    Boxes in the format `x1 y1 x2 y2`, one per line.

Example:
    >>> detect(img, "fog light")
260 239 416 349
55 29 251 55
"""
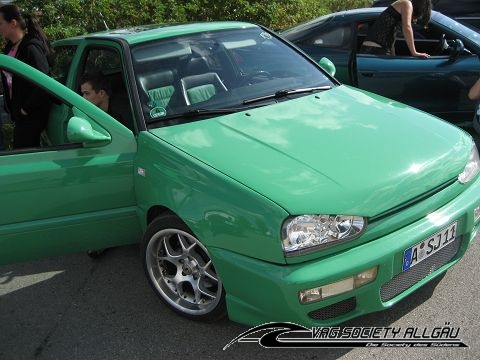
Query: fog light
474 206 480 223
322 277 354 299
354 267 378 287
299 267 378 304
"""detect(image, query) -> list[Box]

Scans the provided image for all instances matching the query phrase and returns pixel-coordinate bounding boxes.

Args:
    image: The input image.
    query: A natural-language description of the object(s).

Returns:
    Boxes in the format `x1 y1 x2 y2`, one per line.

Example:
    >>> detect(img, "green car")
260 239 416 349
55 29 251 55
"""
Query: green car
1 22 479 327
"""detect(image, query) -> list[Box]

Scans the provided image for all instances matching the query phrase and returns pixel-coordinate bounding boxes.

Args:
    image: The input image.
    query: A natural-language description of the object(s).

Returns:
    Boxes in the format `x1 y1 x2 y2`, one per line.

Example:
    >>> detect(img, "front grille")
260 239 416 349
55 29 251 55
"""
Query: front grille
380 237 462 302
308 297 356 320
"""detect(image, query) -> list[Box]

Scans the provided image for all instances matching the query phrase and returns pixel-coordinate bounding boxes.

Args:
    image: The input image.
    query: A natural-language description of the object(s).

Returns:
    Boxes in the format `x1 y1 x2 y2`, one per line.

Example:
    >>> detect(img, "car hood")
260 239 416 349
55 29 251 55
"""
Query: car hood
150 86 472 216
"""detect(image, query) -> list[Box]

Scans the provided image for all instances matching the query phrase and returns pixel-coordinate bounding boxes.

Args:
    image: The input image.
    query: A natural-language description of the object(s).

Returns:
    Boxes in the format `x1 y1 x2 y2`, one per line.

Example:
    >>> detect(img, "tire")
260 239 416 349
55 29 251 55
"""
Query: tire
141 214 227 322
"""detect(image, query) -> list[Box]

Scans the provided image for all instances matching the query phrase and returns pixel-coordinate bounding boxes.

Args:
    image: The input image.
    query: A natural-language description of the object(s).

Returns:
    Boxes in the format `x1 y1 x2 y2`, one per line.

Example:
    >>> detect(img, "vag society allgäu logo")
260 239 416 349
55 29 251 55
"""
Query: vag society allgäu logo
223 322 468 349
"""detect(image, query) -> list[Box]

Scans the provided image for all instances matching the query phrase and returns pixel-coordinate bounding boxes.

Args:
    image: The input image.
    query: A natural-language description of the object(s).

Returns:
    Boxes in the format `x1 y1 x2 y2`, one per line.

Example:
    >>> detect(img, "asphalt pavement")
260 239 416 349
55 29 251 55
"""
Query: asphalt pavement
1 234 479 360
0 130 479 360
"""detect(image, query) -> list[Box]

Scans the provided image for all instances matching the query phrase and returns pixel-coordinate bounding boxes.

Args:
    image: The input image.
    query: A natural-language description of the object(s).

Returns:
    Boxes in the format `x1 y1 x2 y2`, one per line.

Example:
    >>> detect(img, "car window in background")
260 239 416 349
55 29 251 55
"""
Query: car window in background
51 46 77 85
281 15 332 38
300 25 352 48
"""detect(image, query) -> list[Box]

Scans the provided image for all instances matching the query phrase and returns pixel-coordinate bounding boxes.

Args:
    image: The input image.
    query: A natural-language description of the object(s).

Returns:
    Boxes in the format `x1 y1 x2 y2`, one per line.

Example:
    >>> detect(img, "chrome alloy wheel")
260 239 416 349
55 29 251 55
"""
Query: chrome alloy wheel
145 228 223 316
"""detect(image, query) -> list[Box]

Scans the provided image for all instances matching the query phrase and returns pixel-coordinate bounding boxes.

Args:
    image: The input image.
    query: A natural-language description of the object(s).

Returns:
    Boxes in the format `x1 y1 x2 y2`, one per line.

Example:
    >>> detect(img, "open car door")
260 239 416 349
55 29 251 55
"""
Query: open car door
0 55 141 265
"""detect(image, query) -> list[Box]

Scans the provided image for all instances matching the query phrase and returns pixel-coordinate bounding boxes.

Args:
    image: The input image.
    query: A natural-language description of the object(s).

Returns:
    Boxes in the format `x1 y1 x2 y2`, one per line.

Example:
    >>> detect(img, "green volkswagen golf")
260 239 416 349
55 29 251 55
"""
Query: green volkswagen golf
0 22 479 327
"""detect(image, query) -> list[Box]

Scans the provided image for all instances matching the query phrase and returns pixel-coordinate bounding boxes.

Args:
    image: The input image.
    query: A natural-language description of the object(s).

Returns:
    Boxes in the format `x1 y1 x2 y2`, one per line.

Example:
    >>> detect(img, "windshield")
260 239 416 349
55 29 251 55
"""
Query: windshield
432 11 480 48
131 26 335 127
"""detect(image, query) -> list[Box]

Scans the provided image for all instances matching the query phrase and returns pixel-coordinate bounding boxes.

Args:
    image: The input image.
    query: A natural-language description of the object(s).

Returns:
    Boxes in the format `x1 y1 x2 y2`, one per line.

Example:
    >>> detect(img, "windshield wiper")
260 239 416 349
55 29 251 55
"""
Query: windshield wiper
182 108 239 117
243 86 332 105
148 107 243 124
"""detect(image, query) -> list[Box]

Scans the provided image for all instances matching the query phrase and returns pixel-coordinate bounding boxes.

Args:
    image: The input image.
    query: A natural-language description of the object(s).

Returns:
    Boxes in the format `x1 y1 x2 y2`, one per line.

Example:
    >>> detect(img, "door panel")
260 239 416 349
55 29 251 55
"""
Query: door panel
0 129 141 265
0 146 136 224
356 54 480 124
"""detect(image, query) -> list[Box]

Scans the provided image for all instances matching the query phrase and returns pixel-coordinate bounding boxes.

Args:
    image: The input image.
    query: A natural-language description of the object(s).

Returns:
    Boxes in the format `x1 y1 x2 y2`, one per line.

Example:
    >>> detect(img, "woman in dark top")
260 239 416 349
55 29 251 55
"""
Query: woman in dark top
360 0 432 57
0 5 54 149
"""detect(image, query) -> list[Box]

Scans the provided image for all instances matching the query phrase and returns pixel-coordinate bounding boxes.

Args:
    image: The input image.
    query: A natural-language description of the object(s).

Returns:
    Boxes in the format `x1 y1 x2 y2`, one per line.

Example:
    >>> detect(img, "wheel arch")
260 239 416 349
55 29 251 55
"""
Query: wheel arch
141 211 227 321
146 205 176 226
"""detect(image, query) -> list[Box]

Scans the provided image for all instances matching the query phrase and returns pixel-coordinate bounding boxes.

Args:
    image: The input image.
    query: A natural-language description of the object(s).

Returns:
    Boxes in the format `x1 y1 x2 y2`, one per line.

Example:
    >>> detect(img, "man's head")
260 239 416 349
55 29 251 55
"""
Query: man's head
80 72 111 111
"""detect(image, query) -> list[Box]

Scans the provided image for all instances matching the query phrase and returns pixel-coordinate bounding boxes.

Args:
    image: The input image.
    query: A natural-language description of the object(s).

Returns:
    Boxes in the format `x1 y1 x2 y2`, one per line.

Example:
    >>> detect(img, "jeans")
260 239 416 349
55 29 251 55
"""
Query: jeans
0 115 4 151
0 97 7 151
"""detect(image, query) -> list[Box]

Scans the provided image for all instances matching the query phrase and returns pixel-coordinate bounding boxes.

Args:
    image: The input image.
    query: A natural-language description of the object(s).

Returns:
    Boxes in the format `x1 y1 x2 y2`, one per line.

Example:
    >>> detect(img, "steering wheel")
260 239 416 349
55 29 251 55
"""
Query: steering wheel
240 70 273 85
435 34 448 55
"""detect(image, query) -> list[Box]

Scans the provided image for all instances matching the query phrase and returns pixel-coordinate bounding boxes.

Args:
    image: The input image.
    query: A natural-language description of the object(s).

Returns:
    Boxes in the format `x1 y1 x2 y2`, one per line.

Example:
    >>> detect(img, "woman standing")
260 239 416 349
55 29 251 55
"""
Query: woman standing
0 5 53 149
360 0 432 57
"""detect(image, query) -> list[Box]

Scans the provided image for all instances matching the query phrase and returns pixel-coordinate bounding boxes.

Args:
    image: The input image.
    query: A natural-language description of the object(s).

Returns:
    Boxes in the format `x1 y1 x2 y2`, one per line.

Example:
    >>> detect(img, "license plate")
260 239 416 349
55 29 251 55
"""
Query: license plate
402 221 457 271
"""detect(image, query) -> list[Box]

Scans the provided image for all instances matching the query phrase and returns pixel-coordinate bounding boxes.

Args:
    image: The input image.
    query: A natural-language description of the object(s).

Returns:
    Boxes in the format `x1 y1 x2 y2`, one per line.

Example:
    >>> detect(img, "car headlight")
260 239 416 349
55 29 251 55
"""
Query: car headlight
458 142 480 184
282 215 366 256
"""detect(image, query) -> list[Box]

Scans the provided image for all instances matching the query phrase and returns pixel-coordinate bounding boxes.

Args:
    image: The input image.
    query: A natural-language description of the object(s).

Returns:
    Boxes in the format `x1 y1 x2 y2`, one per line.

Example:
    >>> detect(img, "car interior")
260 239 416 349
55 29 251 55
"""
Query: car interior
132 30 331 129
28 47 137 150
134 43 239 122
356 21 475 57
180 72 228 105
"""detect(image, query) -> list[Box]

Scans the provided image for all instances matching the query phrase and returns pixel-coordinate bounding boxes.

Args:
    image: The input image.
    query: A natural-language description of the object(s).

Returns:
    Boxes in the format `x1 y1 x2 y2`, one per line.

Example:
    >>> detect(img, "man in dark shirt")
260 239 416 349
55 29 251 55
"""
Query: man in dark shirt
79 71 128 127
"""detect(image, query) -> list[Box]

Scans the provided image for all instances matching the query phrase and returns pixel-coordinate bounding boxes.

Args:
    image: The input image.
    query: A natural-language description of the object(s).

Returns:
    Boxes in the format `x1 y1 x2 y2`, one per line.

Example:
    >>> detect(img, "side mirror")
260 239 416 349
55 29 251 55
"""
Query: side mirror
449 39 465 59
319 57 336 77
67 116 111 147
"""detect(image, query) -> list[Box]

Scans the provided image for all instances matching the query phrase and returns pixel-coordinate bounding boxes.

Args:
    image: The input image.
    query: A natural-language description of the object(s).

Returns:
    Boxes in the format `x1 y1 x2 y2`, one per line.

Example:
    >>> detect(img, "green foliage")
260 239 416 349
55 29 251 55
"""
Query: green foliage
11 0 373 40
323 0 374 13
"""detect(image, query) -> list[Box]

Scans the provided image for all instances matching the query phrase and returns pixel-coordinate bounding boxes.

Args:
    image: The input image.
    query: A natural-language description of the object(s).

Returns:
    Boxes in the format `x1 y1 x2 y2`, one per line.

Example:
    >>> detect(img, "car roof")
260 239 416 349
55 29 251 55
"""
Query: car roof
54 21 258 46
281 8 384 37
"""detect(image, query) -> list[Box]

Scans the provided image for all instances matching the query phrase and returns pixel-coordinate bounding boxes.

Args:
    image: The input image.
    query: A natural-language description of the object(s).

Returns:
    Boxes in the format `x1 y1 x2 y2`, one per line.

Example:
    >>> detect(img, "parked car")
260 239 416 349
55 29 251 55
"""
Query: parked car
0 21 479 328
282 8 480 128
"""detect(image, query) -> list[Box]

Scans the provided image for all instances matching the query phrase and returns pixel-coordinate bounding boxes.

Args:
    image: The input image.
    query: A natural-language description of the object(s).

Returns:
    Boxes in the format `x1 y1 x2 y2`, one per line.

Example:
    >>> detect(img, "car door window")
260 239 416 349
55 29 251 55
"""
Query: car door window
414 23 478 57
301 25 352 49
356 22 371 52
0 65 125 154
393 23 446 56
47 45 78 146
0 68 72 152
51 45 77 84
77 47 135 131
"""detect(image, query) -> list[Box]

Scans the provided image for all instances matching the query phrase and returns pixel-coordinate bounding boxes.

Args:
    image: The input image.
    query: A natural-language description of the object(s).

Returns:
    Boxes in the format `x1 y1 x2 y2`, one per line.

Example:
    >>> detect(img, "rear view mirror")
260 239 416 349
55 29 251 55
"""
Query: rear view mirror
319 57 336 77
67 116 111 147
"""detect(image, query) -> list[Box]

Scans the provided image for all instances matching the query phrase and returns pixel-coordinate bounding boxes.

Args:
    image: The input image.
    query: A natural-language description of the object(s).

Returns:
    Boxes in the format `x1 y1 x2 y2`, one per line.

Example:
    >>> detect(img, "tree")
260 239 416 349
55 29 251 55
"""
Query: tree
11 0 373 41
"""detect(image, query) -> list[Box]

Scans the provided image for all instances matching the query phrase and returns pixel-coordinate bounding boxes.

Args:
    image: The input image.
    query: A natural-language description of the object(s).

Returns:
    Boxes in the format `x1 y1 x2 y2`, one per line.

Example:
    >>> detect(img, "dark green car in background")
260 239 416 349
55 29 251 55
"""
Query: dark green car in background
282 8 480 129
0 21 479 327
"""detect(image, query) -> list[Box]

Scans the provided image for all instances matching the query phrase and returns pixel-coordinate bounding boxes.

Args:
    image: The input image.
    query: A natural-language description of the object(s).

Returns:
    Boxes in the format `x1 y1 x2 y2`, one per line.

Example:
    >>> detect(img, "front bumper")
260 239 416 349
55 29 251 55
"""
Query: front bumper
210 177 480 327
